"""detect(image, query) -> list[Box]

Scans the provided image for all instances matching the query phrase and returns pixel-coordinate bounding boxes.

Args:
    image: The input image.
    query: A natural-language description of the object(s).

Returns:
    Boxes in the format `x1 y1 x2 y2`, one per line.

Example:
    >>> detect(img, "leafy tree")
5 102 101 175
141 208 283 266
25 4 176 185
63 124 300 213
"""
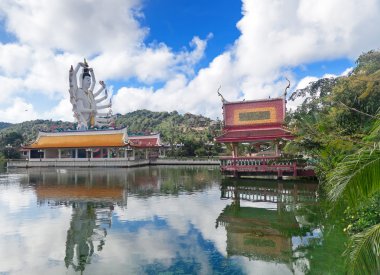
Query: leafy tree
0 109 222 158
288 50 380 274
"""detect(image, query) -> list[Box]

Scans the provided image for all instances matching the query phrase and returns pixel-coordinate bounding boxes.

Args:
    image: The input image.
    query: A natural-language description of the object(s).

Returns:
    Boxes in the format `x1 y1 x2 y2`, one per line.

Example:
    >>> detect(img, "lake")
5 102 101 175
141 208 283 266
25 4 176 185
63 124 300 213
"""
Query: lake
0 166 346 274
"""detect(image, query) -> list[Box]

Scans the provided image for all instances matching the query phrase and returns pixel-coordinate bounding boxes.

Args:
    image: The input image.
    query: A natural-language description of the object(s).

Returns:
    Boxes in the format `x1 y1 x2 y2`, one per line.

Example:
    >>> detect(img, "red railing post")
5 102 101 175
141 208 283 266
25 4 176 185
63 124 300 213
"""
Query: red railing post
293 161 297 177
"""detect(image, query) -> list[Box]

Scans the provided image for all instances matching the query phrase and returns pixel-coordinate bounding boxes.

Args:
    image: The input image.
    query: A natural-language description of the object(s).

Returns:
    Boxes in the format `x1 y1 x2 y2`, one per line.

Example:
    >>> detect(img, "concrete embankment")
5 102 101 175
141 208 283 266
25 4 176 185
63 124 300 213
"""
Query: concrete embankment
7 158 219 168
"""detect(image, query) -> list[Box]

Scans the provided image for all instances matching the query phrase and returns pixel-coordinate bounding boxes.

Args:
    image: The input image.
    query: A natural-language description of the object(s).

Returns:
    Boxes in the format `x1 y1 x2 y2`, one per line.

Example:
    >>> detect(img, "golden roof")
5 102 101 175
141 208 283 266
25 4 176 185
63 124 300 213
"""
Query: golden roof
25 128 128 149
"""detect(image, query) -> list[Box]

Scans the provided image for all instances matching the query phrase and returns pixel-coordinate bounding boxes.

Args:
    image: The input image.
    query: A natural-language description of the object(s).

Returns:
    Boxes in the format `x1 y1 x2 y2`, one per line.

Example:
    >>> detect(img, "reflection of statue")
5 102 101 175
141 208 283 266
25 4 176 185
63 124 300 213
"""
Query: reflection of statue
64 202 111 273
69 59 113 130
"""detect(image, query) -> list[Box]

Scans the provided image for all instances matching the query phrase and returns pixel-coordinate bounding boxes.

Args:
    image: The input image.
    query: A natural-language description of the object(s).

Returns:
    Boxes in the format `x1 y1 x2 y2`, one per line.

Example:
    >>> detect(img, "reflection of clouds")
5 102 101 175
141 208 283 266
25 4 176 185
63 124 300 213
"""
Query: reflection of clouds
0 168 316 274
114 187 229 256
84 218 216 274
0 183 34 213
292 229 322 250
236 257 293 275
0 208 72 274
0 182 72 274
102 226 177 271
240 200 278 210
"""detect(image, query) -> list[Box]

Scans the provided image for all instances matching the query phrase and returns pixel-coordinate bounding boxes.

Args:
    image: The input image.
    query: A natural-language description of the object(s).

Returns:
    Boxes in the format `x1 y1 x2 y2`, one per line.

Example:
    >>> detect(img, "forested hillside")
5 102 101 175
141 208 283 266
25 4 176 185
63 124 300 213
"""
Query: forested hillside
0 110 222 159
0 122 12 130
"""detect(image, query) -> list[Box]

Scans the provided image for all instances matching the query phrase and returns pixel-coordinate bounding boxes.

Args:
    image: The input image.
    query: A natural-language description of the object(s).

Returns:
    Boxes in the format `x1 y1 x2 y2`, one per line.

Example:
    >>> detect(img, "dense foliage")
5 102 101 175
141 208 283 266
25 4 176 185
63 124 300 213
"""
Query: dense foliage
288 50 380 274
0 122 12 130
115 109 223 157
0 110 223 160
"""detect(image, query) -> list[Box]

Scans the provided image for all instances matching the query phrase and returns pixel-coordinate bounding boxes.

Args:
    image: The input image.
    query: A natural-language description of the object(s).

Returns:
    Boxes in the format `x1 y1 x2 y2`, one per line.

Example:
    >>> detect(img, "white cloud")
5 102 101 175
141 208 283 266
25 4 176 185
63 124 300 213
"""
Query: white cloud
295 76 319 91
341 67 353 76
110 0 380 119
0 0 379 122
0 43 33 77
0 0 144 55
288 65 354 111
44 97 75 122
0 97 39 123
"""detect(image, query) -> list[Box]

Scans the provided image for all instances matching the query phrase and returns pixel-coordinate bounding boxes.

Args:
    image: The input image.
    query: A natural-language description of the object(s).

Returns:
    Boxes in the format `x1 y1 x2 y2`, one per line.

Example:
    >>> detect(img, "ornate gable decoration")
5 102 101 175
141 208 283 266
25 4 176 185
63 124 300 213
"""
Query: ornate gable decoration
223 98 285 129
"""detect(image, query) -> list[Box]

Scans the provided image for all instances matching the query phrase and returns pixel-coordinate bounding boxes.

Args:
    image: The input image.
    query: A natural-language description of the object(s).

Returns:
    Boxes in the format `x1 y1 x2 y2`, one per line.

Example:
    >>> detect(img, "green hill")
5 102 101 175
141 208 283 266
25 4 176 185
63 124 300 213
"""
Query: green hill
0 122 12 130
0 110 222 158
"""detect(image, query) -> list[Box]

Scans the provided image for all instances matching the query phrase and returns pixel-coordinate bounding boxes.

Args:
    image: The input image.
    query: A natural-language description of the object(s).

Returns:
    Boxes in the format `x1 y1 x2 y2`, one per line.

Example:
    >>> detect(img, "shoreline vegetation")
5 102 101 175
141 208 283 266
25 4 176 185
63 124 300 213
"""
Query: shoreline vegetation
287 50 380 274
0 50 379 274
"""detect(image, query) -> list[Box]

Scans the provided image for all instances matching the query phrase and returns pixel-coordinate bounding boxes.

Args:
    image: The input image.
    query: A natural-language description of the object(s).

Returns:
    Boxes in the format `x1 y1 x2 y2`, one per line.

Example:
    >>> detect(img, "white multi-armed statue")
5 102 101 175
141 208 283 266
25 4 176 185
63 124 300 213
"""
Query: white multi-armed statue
69 59 113 130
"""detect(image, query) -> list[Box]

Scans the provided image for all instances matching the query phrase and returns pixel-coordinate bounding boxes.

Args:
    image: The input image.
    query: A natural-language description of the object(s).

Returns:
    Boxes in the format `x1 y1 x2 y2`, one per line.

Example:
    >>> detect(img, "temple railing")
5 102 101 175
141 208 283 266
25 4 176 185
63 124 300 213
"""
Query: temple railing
219 156 315 177
220 183 318 204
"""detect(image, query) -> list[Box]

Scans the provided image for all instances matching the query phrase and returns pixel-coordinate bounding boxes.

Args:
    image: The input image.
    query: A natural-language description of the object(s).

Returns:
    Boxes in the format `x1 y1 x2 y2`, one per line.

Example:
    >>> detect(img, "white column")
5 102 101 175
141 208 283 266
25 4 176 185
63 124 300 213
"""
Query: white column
58 149 61 159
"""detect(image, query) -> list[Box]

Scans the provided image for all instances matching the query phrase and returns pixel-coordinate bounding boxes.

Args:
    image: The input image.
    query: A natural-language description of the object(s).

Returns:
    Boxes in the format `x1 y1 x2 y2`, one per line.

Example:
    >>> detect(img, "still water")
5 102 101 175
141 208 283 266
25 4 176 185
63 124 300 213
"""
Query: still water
0 166 346 274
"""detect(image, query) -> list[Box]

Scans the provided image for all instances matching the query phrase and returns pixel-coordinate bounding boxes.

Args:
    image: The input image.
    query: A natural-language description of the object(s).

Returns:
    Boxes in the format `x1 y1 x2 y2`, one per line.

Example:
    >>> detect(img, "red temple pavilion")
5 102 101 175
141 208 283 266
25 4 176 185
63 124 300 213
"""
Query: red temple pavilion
215 96 314 179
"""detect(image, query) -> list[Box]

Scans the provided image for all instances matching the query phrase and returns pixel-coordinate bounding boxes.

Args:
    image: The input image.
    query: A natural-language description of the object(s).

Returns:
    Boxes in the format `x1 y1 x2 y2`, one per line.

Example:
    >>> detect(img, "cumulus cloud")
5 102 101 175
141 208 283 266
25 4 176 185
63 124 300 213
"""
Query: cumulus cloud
110 0 380 119
0 0 379 122
0 0 144 55
0 97 39 123
0 43 33 76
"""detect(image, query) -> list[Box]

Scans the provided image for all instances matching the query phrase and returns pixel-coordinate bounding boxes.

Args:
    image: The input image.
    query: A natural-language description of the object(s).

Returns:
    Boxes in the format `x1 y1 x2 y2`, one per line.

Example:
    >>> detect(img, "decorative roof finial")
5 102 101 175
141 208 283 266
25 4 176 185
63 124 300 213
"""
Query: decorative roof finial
83 58 89 67
283 77 290 98
217 85 228 103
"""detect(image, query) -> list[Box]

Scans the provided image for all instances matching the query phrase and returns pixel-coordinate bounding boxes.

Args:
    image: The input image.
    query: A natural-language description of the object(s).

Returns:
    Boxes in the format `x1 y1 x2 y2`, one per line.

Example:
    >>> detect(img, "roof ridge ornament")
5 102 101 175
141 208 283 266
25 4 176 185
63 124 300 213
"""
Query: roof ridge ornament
217 85 228 104
283 77 290 99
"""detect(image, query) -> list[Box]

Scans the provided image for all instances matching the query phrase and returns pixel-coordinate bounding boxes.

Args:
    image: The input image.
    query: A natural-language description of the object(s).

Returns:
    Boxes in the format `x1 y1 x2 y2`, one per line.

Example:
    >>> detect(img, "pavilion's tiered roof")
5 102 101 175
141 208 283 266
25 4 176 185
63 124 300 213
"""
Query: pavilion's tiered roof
216 127 293 142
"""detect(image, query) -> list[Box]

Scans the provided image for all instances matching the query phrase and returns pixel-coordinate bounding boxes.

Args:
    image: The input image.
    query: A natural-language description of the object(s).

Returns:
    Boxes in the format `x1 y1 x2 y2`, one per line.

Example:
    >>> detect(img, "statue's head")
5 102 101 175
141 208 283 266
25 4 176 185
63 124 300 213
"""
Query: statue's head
81 68 91 90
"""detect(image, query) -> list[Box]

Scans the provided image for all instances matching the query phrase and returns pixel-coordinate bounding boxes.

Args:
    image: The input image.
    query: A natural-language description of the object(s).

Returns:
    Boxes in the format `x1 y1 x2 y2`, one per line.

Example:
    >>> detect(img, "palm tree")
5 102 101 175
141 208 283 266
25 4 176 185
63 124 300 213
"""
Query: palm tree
327 143 380 275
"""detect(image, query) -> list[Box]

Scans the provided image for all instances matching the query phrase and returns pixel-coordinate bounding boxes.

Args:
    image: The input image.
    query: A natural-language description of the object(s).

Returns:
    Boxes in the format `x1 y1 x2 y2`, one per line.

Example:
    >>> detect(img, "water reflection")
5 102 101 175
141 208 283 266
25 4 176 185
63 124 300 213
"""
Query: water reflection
64 202 111 272
217 179 345 274
15 166 221 274
22 168 128 273
0 167 346 274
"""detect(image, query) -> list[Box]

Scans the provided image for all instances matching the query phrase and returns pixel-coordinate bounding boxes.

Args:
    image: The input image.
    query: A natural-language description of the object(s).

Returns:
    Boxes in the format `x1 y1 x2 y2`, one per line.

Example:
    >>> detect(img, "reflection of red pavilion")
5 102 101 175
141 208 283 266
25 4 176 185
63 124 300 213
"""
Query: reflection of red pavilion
216 96 314 178
216 179 318 265
217 205 296 262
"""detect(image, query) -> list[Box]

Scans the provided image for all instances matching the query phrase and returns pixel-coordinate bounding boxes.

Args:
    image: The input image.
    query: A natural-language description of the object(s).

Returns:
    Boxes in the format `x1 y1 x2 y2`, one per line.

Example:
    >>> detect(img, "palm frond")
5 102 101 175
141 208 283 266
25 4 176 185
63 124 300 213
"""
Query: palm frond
366 118 380 141
327 143 380 207
345 223 380 275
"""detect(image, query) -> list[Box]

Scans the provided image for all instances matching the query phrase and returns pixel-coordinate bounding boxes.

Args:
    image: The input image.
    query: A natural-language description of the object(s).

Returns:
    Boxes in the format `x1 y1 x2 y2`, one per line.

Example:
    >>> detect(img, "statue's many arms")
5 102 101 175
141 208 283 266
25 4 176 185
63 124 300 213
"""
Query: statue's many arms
69 60 113 130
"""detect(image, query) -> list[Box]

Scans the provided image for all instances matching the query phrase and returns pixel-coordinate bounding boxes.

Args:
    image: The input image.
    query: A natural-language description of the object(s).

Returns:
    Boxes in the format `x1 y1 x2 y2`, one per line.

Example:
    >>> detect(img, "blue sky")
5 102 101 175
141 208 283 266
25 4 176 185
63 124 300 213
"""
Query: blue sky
0 0 378 123
143 0 242 62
